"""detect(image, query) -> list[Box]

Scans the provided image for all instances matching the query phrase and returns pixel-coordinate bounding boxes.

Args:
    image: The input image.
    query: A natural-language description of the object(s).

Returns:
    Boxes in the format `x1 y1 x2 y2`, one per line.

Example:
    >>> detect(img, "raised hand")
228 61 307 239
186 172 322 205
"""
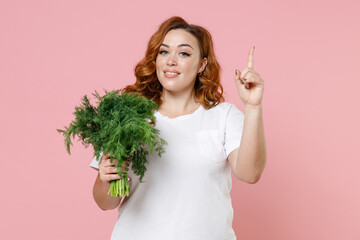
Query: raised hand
234 46 265 108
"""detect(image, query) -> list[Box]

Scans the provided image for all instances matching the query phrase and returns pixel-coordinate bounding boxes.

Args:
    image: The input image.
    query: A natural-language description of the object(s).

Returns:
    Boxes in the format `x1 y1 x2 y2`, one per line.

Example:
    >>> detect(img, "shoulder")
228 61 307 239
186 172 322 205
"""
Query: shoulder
200 102 243 126
206 102 242 115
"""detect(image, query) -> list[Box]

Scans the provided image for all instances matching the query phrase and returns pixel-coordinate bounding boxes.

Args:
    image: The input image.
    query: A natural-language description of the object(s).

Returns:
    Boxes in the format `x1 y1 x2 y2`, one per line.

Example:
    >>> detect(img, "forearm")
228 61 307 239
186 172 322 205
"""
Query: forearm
236 104 267 183
93 173 121 210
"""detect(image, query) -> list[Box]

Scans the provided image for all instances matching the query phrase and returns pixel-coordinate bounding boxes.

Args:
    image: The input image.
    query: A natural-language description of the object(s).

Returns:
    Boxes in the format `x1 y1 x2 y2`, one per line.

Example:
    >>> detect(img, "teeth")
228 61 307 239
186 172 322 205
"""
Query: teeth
165 72 179 75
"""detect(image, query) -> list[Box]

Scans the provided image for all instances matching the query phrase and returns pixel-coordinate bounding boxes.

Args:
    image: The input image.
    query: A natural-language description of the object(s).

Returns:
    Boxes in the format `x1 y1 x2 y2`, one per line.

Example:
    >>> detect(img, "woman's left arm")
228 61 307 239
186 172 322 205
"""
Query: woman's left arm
228 46 267 184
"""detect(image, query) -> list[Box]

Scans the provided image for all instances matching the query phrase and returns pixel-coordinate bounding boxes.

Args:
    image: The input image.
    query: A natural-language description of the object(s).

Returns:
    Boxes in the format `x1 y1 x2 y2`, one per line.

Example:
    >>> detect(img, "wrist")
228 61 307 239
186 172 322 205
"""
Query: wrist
244 104 262 111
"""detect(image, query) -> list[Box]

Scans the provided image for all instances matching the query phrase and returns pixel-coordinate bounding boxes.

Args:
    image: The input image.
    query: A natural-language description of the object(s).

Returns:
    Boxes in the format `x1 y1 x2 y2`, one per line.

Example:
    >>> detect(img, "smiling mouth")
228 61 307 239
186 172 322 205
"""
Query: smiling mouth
164 71 180 77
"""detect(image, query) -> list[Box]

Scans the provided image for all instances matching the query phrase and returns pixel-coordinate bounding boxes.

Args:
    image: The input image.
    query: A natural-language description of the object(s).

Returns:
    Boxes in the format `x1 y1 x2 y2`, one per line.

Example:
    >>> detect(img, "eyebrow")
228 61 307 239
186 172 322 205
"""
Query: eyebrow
161 43 194 49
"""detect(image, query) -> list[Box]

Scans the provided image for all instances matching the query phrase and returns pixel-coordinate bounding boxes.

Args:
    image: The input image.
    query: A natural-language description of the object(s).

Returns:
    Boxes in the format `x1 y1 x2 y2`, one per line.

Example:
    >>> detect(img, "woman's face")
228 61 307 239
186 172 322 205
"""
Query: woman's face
156 29 207 95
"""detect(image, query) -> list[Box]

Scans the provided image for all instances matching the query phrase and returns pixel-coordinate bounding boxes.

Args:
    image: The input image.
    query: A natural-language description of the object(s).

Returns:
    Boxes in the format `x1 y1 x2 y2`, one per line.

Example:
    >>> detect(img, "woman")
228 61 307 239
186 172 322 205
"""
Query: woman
90 16 266 240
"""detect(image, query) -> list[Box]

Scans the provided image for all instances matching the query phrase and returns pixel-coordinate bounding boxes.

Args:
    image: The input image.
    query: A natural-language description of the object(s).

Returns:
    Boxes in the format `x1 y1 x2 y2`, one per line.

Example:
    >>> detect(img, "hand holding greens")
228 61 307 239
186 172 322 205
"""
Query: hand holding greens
57 89 166 197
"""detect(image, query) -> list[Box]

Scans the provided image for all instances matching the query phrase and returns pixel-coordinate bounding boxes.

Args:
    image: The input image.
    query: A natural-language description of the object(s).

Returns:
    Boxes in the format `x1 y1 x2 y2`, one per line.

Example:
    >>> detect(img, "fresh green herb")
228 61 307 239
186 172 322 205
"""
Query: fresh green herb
57 89 167 197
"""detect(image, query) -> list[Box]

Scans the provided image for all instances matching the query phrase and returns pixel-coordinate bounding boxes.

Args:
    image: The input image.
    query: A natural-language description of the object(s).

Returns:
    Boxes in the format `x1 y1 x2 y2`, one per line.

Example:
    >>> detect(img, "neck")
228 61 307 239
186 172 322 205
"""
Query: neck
159 89 200 115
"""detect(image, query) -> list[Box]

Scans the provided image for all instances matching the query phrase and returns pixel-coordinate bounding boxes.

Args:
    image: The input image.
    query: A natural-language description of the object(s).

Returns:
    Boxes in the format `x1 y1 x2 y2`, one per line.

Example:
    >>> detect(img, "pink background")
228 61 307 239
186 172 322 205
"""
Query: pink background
1 0 359 239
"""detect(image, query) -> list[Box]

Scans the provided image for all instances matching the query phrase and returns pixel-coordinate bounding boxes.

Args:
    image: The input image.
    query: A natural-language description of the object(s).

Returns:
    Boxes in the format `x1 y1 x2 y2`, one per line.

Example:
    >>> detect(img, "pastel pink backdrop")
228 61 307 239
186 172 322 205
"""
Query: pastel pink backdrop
1 0 359 239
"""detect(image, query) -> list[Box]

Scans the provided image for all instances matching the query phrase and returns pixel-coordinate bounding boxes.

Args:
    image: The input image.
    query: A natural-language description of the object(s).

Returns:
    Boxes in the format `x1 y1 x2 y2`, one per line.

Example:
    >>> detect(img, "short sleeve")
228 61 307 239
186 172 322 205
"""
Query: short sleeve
224 104 244 157
89 152 103 170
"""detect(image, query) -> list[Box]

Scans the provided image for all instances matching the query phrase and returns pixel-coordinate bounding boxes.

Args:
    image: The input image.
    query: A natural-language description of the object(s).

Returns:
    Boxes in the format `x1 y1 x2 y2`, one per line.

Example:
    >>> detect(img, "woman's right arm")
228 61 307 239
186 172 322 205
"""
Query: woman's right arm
92 153 130 210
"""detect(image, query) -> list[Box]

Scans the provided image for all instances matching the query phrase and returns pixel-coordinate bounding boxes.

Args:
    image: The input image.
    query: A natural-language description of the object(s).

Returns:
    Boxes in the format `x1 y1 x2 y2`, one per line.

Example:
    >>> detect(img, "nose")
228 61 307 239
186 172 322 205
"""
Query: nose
166 53 178 66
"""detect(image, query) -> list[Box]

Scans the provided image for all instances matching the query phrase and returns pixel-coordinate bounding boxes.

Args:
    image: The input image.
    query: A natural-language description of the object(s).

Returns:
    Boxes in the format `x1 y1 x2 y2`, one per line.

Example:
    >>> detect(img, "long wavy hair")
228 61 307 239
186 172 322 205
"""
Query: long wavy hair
122 16 224 109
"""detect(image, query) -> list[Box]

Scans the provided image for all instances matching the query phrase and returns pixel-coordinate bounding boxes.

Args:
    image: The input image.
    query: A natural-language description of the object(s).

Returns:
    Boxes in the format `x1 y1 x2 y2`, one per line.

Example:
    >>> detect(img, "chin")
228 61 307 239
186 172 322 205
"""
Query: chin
158 79 179 90
158 76 193 93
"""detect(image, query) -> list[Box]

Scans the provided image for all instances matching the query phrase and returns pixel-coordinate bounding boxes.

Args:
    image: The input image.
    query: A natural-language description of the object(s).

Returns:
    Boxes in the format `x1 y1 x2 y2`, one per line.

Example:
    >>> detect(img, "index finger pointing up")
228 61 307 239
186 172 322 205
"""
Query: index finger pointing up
247 46 255 69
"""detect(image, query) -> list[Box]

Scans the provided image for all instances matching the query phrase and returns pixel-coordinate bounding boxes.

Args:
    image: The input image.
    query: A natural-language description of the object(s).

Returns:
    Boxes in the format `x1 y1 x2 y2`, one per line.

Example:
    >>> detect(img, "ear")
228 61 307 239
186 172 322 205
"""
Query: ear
198 57 208 73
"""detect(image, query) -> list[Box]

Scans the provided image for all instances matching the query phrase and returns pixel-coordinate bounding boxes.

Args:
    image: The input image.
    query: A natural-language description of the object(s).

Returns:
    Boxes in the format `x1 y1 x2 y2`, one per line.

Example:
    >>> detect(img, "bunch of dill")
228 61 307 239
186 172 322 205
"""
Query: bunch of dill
57 89 166 197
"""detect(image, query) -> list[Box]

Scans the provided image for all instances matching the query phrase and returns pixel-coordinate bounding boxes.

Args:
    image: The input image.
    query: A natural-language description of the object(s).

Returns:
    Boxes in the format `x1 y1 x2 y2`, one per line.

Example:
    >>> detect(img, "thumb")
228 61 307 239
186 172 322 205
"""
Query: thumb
235 69 241 78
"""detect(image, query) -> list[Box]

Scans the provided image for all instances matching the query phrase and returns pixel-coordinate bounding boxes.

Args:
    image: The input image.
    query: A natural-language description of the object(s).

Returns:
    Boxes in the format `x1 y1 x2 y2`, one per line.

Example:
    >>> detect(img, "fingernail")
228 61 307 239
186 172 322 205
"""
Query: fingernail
245 85 249 89
240 80 244 84
243 78 247 81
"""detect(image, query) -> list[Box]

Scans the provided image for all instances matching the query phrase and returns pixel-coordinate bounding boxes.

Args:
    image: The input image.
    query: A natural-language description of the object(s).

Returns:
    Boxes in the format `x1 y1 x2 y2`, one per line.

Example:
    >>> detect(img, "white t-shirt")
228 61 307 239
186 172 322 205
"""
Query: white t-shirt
90 102 244 240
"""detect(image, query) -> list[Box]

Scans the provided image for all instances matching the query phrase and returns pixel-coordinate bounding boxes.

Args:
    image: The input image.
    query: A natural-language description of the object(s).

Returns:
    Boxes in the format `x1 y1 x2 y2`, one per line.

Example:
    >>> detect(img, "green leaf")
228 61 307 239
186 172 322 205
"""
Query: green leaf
57 89 167 189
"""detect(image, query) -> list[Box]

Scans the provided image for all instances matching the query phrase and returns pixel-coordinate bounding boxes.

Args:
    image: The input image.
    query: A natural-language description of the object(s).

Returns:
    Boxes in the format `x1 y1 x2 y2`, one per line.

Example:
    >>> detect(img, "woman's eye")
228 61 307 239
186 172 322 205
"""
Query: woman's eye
180 52 191 57
158 50 191 57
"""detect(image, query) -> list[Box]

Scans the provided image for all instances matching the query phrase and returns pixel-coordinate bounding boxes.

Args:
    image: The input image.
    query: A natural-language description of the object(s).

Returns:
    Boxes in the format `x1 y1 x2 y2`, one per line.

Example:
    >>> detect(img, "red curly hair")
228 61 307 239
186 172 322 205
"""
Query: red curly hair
122 16 224 109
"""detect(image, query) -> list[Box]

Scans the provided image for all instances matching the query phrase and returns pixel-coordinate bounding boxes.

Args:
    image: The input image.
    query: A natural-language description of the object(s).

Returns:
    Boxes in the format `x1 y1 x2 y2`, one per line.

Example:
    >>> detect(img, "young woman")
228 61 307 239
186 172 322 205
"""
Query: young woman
90 16 266 240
